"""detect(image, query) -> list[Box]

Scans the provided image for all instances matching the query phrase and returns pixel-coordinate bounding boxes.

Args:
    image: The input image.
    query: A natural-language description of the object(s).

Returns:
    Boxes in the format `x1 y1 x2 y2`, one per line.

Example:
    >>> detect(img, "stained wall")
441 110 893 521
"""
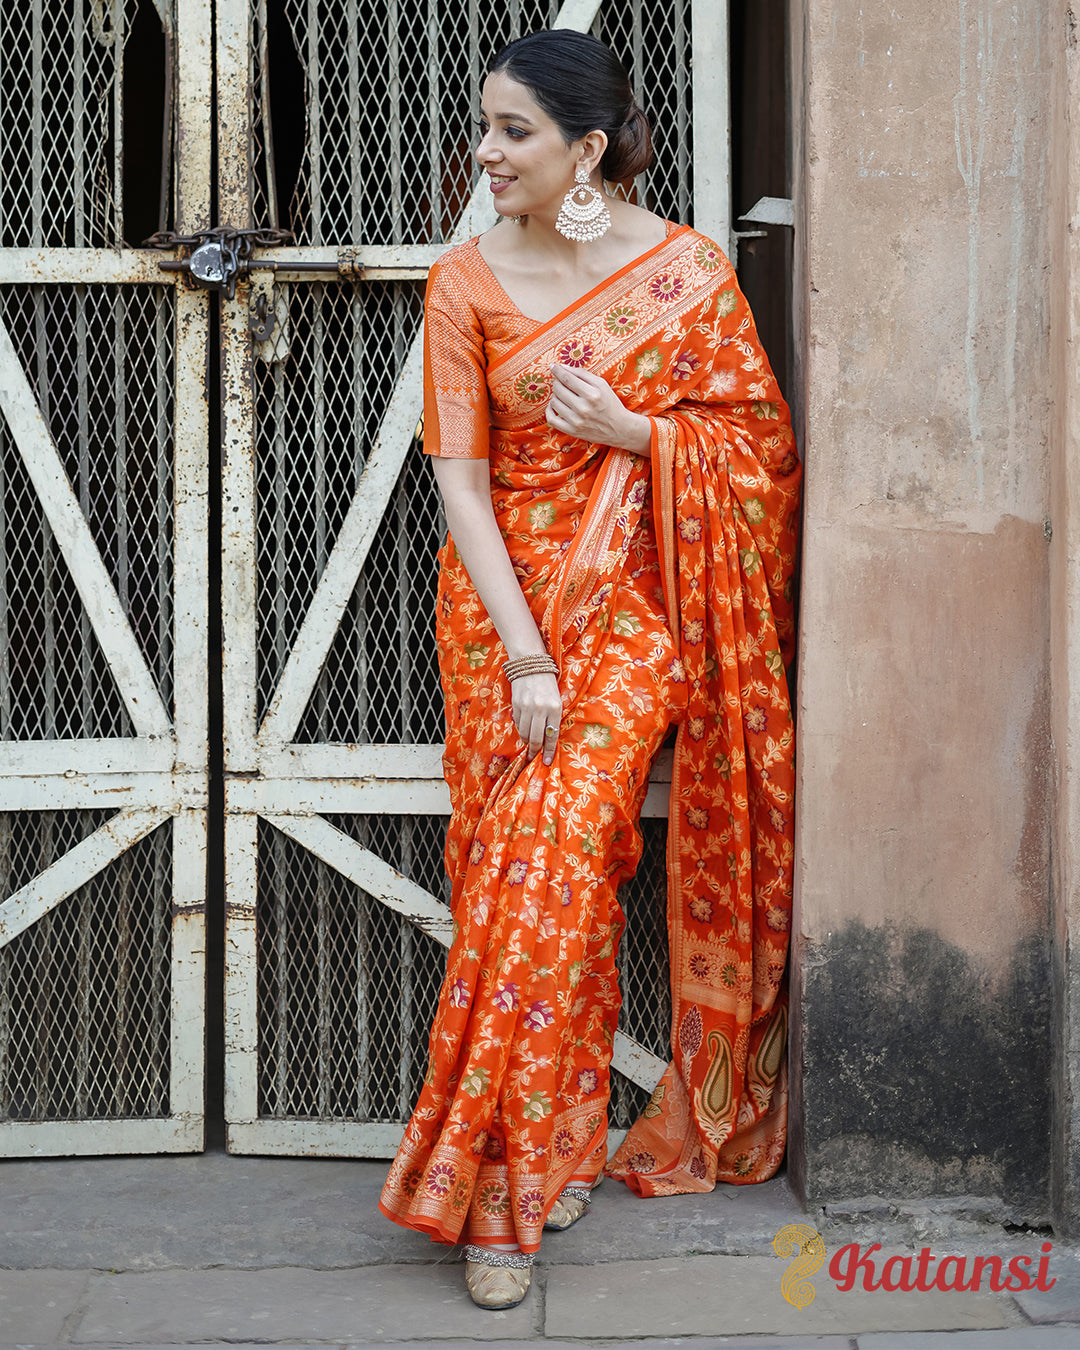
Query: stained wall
790 0 1060 1219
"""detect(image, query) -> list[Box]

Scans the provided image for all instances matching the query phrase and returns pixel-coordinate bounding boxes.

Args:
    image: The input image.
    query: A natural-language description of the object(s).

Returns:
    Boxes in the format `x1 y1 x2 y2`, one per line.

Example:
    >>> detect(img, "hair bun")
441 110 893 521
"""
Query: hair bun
602 103 653 183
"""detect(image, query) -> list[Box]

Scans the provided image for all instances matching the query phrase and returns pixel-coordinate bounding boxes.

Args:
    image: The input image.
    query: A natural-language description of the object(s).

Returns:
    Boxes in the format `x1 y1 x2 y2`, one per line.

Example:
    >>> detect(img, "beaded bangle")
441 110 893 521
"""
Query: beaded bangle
502 653 559 682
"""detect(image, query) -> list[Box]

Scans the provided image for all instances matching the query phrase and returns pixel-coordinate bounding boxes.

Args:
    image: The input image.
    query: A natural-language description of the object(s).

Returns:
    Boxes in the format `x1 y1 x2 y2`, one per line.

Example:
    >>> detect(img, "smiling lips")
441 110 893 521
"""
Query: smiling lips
488 174 517 194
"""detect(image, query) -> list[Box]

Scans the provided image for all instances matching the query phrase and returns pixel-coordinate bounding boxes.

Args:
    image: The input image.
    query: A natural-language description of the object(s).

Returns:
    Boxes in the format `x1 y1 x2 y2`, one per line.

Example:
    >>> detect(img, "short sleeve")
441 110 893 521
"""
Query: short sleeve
422 251 491 459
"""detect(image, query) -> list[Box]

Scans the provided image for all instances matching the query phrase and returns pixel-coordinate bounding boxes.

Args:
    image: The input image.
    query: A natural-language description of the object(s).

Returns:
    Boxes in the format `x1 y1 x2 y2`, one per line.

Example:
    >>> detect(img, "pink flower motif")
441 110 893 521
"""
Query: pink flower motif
689 953 711 979
678 516 703 544
493 982 519 1012
687 716 706 742
689 896 714 923
669 658 687 682
577 1067 599 1095
561 882 573 907
449 978 470 1008
682 618 704 645
672 351 701 380
745 706 768 734
769 807 786 832
518 1189 544 1222
686 805 710 830
507 859 529 885
648 273 684 301
469 839 486 865
766 906 791 933
425 1162 456 1197
557 339 593 367
554 1127 575 1159
487 754 511 779
689 1152 708 1180
625 1150 656 1174
523 999 555 1032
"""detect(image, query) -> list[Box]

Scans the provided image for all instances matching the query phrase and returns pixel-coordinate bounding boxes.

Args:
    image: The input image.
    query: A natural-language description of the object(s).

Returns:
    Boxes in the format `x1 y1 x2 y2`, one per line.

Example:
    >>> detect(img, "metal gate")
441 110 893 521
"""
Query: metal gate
219 0 731 1157
0 0 731 1159
0 0 210 1155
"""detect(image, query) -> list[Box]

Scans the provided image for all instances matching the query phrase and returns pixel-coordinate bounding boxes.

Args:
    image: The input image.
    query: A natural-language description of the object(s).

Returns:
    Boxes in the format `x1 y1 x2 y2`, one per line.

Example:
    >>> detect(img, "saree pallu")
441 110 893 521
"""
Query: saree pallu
379 224 801 1248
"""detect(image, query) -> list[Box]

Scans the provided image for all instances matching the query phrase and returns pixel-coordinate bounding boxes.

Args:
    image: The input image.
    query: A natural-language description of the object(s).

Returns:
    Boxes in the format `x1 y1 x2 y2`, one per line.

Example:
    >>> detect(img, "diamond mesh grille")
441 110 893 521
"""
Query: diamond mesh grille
0 285 176 735
256 815 448 1121
255 813 670 1129
0 1 128 249
295 447 444 744
252 0 693 246
0 814 172 1121
254 280 424 714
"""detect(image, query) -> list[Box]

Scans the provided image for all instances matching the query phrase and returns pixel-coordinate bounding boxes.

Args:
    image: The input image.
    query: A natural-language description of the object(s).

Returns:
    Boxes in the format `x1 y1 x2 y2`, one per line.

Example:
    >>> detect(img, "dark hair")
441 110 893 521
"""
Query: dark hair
489 30 653 183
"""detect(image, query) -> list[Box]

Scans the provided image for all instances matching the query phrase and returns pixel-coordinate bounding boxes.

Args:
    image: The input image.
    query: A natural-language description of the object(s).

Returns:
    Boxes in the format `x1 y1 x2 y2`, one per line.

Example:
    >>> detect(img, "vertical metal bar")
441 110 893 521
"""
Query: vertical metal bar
170 811 206 1143
306 0 321 242
273 827 288 1116
272 356 289 722
313 288 327 578
76 830 91 1116
114 289 129 612
388 0 402 245
352 290 369 740
690 0 732 256
398 825 414 1115
256 0 279 229
33 816 51 1115
673 0 689 224
510 0 521 38
631 0 646 207
316 861 330 1117
428 0 440 239
155 290 171 701
113 0 124 246
224 807 260 1136
73 0 86 247
76 288 93 733
468 0 479 141
148 821 167 1114
31 0 43 246
0 429 10 737
347 0 362 240
115 846 132 1116
0 814 10 1116
357 869 370 1117
396 475 411 742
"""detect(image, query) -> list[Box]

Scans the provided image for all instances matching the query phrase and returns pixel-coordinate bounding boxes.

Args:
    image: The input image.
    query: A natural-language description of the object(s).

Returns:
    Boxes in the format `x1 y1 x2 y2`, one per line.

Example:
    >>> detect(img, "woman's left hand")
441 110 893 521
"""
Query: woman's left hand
546 364 652 455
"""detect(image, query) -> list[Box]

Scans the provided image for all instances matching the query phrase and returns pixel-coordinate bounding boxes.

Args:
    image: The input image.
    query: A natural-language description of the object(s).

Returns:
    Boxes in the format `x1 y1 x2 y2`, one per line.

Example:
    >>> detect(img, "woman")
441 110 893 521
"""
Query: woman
379 29 801 1310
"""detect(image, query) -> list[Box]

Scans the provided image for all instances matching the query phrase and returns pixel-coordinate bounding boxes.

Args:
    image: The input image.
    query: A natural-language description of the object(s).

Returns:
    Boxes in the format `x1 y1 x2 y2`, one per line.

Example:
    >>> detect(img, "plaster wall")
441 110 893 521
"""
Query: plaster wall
793 0 1056 1215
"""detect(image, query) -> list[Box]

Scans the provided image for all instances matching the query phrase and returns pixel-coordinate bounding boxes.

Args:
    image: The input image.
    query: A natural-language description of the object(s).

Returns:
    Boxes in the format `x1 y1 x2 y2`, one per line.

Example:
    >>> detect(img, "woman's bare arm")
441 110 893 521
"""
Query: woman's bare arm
432 456 563 765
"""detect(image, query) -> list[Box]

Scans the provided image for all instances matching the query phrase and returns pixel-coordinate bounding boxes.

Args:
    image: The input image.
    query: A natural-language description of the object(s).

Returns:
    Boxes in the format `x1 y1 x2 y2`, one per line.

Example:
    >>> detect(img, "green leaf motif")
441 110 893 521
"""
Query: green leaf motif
528 502 557 529
464 642 489 669
742 497 766 524
523 1091 553 1121
765 649 784 677
717 289 737 317
461 1066 491 1098
581 723 612 749
738 547 761 577
613 610 643 636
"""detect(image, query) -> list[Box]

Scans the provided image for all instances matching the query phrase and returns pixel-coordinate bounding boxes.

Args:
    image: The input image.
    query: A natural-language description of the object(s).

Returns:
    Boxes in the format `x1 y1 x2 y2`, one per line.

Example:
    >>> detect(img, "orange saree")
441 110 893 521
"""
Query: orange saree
379 222 801 1249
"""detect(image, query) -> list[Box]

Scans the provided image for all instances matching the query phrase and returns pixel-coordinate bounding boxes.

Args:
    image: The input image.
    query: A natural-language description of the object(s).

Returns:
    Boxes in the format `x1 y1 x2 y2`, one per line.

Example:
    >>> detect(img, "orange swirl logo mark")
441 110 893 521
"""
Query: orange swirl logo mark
772 1224 827 1308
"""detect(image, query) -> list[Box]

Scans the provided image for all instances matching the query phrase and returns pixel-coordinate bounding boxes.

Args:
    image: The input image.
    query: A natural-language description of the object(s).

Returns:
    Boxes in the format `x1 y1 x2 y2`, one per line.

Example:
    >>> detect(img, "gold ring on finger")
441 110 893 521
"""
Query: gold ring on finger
544 725 557 739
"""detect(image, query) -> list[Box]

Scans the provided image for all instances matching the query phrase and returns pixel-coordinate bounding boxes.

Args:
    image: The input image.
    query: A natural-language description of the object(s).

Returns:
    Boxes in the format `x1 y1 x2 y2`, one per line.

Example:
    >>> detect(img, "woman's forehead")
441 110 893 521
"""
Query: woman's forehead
480 71 546 125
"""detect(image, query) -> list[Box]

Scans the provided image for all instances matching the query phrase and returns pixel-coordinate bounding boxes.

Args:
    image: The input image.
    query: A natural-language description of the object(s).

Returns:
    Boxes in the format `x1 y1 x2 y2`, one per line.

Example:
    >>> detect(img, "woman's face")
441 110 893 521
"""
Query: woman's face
476 71 588 220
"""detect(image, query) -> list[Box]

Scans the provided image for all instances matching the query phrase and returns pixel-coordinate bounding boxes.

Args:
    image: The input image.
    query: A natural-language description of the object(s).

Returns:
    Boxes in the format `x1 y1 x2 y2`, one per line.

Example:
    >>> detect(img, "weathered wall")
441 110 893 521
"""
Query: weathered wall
792 0 1056 1217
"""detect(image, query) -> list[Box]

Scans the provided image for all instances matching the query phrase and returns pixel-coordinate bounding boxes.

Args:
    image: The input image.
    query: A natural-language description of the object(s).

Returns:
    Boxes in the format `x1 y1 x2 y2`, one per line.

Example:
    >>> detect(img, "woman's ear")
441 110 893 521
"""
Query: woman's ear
577 129 609 179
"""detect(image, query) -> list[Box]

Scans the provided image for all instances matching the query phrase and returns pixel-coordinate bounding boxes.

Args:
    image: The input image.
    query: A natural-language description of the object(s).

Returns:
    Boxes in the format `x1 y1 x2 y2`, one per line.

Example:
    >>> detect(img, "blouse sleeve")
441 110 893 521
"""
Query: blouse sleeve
421 253 491 459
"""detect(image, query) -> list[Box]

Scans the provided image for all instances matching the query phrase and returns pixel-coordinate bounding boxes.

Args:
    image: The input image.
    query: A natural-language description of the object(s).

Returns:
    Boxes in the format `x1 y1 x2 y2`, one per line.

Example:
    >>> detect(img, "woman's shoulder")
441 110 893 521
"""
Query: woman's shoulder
425 239 489 314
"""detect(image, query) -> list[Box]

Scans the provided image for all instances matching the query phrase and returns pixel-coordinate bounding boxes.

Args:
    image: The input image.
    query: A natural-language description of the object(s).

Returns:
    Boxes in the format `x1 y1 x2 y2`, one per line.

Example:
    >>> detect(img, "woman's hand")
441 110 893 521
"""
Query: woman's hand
546 364 652 455
511 671 563 765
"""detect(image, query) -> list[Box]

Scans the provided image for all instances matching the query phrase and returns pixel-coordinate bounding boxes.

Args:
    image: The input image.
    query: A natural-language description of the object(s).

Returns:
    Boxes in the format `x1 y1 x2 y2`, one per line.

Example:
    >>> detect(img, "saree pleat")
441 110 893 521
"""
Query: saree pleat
380 224 801 1245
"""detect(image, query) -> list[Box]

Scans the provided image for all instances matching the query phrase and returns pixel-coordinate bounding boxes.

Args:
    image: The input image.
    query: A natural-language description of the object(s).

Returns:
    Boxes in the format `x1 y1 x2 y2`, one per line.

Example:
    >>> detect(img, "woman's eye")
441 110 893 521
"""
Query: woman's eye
506 127 527 139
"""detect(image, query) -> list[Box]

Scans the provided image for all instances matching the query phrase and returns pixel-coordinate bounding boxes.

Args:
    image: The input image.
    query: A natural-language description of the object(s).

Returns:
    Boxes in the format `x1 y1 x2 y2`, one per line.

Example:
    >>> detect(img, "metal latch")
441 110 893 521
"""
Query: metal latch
144 226 296 299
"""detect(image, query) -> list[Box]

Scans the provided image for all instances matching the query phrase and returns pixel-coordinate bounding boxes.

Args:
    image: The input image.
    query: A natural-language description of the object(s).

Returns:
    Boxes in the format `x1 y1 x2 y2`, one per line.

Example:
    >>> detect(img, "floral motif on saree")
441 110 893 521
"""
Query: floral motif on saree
379 223 801 1248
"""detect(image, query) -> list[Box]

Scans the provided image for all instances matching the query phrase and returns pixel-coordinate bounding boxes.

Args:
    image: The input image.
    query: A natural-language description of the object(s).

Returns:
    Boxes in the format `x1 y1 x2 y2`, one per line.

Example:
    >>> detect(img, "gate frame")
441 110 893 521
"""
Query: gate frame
0 0 212 1157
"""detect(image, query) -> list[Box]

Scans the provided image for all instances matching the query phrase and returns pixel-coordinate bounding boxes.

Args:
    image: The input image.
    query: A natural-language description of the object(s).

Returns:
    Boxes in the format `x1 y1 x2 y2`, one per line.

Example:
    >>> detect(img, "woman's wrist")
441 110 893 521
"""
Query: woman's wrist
613 410 652 455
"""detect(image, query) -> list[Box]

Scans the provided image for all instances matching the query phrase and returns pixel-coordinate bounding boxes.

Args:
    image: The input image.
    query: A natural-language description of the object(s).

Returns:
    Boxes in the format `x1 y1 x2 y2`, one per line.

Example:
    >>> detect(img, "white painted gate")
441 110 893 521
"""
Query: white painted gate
219 0 731 1156
0 0 730 1160
0 1 211 1155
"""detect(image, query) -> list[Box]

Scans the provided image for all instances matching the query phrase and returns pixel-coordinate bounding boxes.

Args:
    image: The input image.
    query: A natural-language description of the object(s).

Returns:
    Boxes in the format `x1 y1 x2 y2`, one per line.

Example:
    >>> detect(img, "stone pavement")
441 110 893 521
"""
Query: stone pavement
0 1150 1078 1348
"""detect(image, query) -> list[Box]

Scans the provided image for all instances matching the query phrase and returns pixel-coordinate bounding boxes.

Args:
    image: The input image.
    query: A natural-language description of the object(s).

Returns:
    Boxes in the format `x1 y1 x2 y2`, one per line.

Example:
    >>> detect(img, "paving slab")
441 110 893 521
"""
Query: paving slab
543 1253 1020 1339
0 1268 90 1344
70 1266 537 1343
858 1331 1080 1348
0 1153 804 1271
1011 1250 1080 1323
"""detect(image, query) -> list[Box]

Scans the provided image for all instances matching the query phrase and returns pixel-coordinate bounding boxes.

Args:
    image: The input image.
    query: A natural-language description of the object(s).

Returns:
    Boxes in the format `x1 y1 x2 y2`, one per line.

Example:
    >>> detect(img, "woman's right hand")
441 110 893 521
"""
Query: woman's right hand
512 672 563 765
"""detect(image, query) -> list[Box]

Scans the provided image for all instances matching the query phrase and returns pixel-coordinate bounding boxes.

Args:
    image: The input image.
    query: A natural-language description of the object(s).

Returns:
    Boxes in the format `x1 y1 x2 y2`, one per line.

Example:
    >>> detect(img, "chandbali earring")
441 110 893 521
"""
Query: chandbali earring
555 164 611 242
